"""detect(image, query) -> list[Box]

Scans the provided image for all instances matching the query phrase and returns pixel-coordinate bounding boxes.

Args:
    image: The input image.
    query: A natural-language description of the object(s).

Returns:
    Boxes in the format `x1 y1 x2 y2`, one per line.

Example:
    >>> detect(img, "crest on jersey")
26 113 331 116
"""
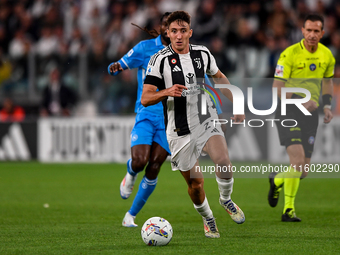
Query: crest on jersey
308 136 315 144
275 65 284 77
194 58 201 69
171 58 177 64
309 63 316 71
186 73 195 84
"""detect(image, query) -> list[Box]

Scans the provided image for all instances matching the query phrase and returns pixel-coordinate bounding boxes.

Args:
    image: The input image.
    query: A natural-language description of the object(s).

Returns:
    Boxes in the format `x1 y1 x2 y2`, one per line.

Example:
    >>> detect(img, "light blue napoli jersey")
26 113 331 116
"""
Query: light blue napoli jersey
108 35 165 115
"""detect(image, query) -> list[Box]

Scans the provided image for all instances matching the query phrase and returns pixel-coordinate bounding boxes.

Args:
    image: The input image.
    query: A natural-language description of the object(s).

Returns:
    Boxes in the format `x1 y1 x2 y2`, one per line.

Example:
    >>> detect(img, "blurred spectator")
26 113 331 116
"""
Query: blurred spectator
0 97 25 122
192 0 220 44
40 68 77 117
35 26 58 57
8 29 31 59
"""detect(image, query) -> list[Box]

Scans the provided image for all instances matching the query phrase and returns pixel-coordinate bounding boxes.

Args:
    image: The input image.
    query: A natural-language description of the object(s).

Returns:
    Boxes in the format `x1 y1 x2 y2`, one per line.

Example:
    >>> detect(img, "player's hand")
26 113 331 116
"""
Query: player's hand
302 100 317 113
167 84 187 97
109 62 123 73
231 114 245 123
323 108 333 123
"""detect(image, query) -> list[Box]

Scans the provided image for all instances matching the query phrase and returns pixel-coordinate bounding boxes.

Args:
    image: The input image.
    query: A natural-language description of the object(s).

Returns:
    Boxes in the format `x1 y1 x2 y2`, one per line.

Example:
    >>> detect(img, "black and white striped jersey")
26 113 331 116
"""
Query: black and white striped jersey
144 44 219 138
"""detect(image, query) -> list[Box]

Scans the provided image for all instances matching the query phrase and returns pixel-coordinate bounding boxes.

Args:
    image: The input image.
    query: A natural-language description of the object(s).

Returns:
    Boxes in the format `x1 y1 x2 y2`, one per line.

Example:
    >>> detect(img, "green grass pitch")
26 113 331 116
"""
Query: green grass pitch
1 162 339 254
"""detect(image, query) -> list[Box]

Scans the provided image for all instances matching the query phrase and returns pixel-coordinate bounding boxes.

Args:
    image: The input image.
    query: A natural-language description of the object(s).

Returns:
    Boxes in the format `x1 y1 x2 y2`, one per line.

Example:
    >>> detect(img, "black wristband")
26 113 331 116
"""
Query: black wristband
322 94 332 107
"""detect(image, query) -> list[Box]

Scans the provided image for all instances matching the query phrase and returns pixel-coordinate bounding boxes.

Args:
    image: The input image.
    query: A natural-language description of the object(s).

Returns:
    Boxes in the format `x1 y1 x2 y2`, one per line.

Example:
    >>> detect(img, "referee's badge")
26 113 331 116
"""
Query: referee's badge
309 63 316 71
308 136 315 144
275 65 284 77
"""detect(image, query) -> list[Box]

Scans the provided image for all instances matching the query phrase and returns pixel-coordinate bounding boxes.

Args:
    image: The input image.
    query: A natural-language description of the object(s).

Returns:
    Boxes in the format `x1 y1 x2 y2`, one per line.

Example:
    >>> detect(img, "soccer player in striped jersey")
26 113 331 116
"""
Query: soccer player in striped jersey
268 14 335 222
142 11 245 238
108 12 223 227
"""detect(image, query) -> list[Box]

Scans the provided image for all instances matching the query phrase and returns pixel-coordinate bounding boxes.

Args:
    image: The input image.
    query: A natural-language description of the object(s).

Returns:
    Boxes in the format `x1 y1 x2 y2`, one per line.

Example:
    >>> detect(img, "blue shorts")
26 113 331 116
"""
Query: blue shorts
130 112 171 154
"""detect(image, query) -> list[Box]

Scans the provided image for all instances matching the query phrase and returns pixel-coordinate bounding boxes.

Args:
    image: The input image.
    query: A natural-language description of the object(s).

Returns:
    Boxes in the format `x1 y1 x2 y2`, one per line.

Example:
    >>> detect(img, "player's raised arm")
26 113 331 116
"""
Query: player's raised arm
141 84 187 107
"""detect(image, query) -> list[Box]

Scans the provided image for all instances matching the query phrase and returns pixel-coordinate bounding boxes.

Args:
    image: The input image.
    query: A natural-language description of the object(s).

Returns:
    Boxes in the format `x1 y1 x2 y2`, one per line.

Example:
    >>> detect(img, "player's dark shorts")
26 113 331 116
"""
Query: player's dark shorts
275 95 319 158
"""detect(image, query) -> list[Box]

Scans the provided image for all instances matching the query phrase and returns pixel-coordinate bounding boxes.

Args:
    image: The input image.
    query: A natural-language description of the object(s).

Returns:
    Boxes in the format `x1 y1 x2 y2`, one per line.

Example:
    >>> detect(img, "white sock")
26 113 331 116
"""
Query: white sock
216 176 234 202
193 197 213 219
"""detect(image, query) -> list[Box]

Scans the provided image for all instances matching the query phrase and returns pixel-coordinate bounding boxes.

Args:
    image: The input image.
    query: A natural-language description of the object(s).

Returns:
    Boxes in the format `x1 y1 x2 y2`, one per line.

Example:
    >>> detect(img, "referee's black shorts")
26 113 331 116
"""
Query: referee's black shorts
275 95 319 158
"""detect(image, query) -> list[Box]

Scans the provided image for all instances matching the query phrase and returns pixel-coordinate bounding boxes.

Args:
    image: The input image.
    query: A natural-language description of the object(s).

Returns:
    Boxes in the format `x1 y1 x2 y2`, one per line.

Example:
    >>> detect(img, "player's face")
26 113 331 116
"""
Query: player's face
160 16 170 45
168 20 192 54
302 20 325 46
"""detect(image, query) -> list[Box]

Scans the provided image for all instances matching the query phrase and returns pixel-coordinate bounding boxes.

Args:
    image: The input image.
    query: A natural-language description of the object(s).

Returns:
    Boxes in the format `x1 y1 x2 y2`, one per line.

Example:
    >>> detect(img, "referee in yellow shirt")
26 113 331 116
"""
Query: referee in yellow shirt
268 14 335 222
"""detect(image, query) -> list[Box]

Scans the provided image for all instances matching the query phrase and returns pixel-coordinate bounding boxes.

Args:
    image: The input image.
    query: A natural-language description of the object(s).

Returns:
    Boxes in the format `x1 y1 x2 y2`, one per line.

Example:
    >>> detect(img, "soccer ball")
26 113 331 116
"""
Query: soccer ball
141 217 173 246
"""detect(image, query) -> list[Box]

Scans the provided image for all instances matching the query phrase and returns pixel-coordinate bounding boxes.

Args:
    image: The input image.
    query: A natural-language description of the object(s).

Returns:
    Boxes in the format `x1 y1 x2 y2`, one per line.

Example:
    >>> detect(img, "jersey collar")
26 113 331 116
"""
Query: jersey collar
300 38 320 53
299 39 305 50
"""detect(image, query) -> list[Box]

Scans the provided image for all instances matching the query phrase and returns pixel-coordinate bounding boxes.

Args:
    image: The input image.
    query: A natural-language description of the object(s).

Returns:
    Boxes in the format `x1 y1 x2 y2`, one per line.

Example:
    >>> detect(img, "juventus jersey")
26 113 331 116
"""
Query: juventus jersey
144 44 220 138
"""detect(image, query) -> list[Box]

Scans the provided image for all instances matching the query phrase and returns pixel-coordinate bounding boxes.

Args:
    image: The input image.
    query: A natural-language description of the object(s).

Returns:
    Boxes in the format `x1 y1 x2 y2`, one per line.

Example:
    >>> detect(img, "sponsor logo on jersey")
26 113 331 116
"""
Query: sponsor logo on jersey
172 65 181 72
275 65 284 77
309 63 316 71
186 73 195 84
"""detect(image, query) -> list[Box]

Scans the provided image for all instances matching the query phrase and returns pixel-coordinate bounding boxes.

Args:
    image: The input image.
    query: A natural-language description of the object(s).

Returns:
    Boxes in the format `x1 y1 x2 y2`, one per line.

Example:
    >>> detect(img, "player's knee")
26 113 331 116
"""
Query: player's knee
189 179 204 193
131 155 148 171
213 154 230 166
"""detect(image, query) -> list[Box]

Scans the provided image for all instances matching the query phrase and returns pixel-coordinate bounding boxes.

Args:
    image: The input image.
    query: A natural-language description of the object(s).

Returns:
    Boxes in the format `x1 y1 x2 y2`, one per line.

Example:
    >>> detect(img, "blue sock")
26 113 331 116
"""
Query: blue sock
127 158 137 176
129 176 157 216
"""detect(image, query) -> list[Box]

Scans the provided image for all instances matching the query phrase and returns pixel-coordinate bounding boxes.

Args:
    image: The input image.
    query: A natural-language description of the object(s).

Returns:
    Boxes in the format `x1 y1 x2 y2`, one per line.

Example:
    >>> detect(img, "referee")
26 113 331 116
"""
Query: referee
268 14 335 222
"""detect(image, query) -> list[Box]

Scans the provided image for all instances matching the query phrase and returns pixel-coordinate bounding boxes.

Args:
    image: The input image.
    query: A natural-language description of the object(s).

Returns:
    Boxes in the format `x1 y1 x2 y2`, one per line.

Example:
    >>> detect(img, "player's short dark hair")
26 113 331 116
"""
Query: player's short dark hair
160 12 172 23
304 14 324 30
167 11 191 27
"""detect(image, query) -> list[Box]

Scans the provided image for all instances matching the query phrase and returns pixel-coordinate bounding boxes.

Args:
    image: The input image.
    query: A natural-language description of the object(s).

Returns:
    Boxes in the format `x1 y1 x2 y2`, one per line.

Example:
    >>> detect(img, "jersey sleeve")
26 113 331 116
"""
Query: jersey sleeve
274 49 292 81
205 49 219 76
107 42 145 76
120 42 145 70
324 54 336 78
144 54 165 90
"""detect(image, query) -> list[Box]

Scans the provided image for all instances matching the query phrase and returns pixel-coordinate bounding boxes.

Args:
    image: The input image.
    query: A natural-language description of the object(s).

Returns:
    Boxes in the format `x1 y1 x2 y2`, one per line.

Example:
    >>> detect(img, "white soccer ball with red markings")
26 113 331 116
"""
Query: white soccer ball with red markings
141 217 173 246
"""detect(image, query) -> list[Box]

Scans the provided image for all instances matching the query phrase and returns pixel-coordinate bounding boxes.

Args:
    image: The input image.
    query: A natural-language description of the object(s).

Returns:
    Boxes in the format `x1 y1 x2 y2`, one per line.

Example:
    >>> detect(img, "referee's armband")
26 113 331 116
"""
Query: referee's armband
322 94 332 108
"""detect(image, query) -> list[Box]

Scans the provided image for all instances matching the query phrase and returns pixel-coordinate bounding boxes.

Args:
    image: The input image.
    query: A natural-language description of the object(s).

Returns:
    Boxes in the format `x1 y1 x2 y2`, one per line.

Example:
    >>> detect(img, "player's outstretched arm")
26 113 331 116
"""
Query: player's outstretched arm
141 84 187 107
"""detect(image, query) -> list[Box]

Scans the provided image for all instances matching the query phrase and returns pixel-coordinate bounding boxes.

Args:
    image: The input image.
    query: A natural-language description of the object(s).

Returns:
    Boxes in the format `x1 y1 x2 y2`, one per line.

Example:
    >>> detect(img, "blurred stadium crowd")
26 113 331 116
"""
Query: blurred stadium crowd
0 0 340 119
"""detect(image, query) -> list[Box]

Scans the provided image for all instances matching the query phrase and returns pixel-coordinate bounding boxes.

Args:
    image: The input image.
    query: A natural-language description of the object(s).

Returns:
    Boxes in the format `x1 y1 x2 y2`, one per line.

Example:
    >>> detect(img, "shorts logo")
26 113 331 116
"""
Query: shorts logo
171 58 177 64
127 49 134 57
171 161 178 167
308 136 315 144
275 65 284 77
309 63 316 71
131 134 138 142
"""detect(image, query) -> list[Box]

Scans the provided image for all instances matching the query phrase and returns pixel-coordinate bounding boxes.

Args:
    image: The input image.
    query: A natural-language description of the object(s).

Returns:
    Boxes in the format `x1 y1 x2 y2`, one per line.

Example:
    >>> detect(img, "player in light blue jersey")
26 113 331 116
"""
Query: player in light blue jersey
108 13 222 227
108 13 172 227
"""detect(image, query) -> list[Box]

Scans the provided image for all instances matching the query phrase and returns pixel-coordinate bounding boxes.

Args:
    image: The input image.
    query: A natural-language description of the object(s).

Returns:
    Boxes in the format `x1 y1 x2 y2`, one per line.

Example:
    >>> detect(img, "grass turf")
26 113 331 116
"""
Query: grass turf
0 162 339 254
